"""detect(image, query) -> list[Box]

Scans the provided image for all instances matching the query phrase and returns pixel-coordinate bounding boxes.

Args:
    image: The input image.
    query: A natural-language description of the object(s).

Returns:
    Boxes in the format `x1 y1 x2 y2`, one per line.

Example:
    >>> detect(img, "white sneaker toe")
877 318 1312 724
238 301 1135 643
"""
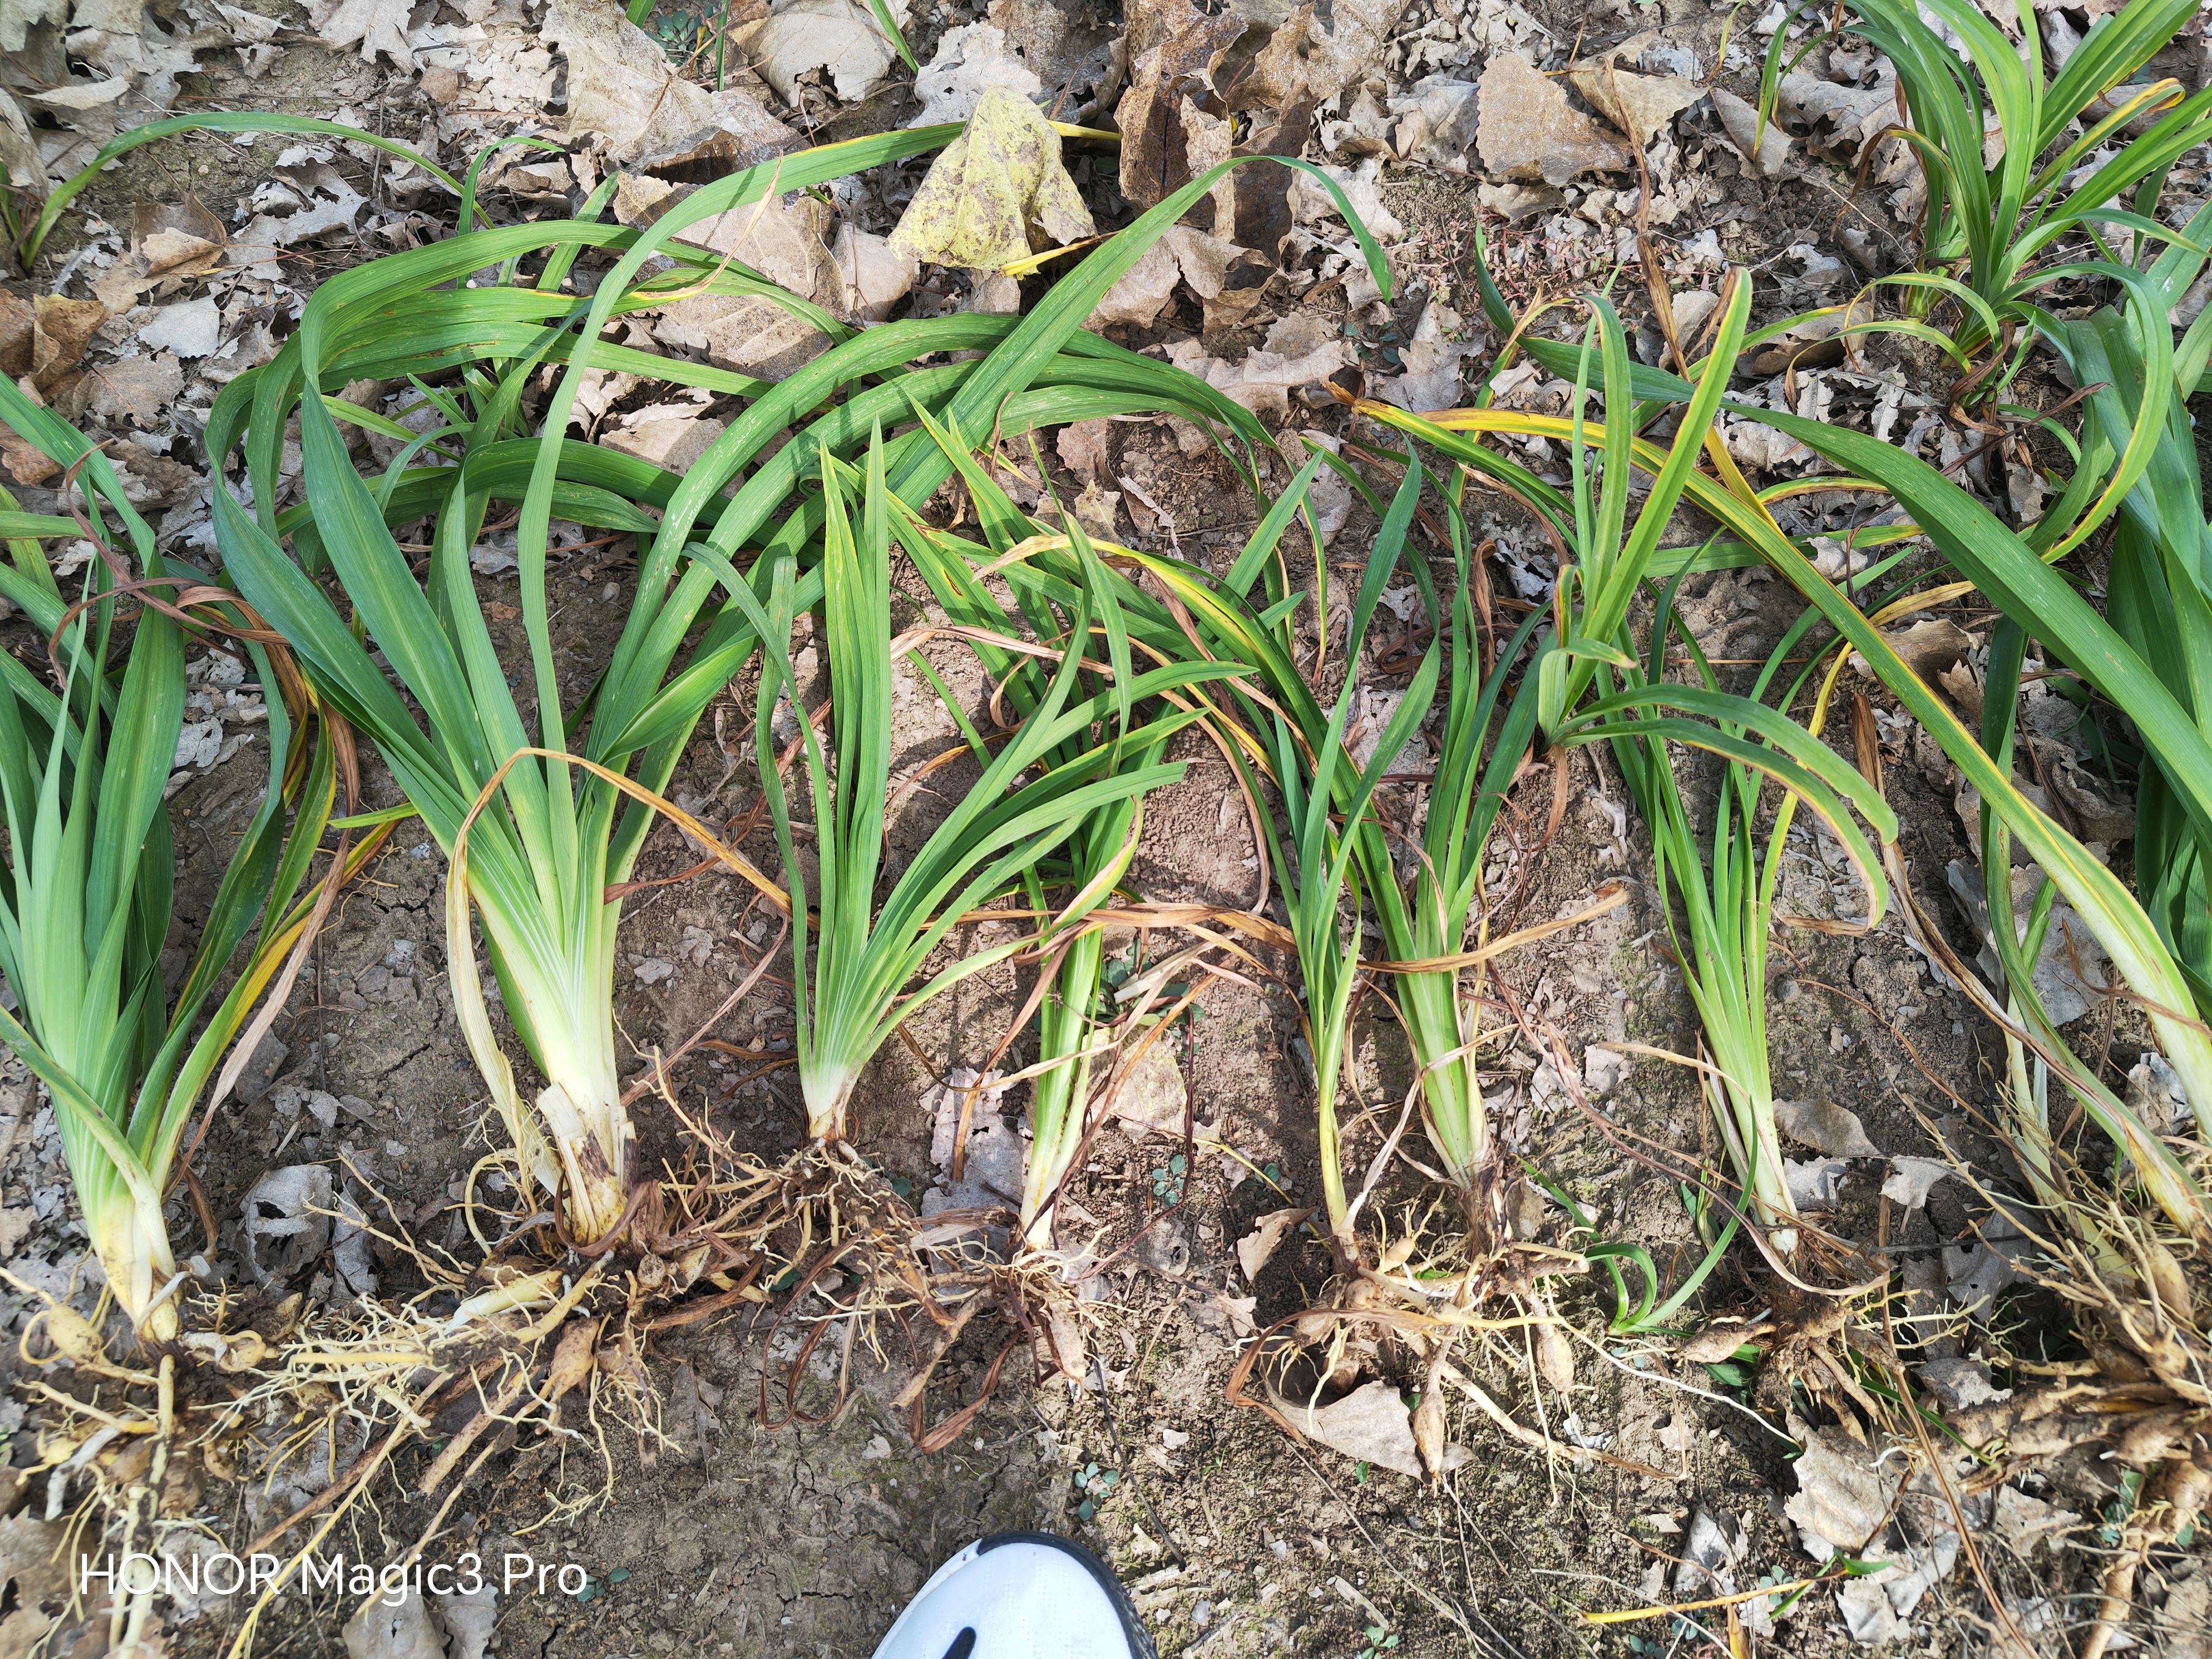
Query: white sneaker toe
870 1532 1155 1659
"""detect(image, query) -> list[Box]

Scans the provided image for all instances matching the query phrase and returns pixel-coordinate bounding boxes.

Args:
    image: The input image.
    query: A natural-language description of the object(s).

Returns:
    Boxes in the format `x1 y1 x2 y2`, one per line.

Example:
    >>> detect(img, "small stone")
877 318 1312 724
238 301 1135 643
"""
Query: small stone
1639 42 1700 77
1583 1047 1626 1098
232 1034 287 1105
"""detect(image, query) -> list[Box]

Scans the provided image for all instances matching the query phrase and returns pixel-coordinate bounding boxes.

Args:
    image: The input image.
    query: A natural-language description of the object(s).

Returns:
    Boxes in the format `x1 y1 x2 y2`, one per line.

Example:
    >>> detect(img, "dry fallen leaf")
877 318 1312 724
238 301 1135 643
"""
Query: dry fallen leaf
649 192 847 372
2044 748 2134 844
1070 481 1119 539
1218 1291 1258 1338
1287 1379 1458 1479
1989 1485 2080 1557
664 294 831 380
1373 296 1478 412
1679 1321 1769 1365
547 0 792 166
1105 1040 1188 1139
1 294 107 393
1033 1296 1088 1383
0 1515 74 1658
63 351 184 428
1944 1213 2032 1318
1235 1206 1312 1281
0 86 40 191
1946 859 2114 1027
1567 37 1701 146
1774 1095 1881 1159
603 409 728 471
908 21 1040 125
1115 0 1243 210
1881 1157 1951 1210
832 224 919 322
228 156 370 281
986 0 1116 111
1055 417 1111 481
1778 62 1901 161
1784 1415 1897 1562
137 295 223 359
1476 51 1634 185
239 1164 335 1287
306 0 413 68
1390 75 1481 171
93 197 227 313
435 1583 498 1659
1535 1321 1575 1396
1852 617 1974 682
1289 158 1405 243
0 290 34 377
0 425 58 488
343 1583 445 1659
1783 1156 1848 1212
660 188 844 299
1675 1508 1741 1597
738 0 913 103
1165 310 1352 425
1916 1355 2009 1411
1244 0 1411 109
1710 85 1793 178
891 85 1094 271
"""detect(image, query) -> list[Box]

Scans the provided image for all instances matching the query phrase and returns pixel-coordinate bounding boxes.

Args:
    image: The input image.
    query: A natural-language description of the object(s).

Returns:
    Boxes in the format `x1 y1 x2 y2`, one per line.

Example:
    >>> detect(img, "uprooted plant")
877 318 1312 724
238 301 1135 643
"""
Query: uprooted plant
212 117 1385 1255
0 385 380 1658
0 385 355 1340
159 121 1401 1519
881 408 1262 1254
1360 286 1899 1253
